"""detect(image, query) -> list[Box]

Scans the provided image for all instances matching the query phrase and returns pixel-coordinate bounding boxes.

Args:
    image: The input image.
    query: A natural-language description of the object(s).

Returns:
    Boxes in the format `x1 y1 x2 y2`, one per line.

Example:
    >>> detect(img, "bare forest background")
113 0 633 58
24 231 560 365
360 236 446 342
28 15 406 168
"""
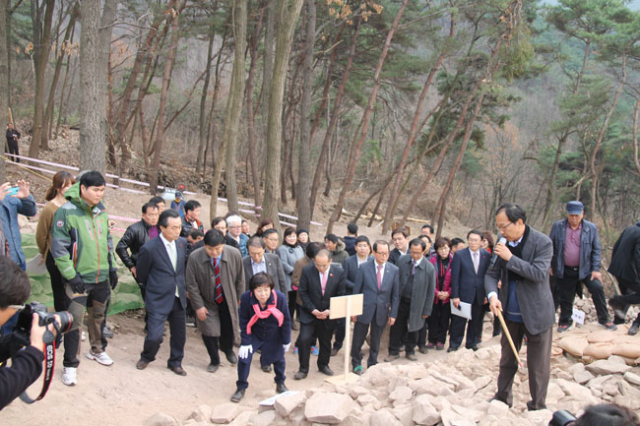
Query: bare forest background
1 0 640 246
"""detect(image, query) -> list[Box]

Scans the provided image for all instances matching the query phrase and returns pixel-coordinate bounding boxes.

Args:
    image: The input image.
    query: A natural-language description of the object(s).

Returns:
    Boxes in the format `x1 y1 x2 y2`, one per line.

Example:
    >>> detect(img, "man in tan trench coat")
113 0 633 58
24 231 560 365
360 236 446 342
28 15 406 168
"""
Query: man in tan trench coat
187 229 245 372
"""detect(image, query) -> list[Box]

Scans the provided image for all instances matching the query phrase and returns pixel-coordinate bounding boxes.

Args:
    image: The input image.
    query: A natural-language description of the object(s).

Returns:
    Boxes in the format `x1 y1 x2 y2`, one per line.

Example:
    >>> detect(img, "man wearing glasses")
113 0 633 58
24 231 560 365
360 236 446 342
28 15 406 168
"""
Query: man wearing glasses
350 240 400 375
485 203 554 411
225 215 248 257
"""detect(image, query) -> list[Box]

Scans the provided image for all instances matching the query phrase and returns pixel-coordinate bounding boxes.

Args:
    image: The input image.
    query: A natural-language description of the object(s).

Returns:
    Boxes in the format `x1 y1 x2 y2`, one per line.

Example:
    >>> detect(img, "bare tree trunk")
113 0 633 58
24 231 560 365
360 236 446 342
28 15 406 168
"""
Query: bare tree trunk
326 0 409 233
0 0 7 182
261 0 304 227
261 0 276 137
149 4 181 193
196 22 216 175
633 99 640 175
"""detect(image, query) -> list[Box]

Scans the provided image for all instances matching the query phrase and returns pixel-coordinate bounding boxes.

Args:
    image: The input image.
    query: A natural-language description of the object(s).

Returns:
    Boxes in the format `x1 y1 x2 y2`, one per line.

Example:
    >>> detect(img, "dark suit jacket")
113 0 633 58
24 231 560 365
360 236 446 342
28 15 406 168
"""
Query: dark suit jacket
450 248 491 306
609 223 640 286
242 253 287 293
343 255 372 293
484 226 554 335
353 261 400 327
298 263 346 326
137 236 188 316
397 254 436 332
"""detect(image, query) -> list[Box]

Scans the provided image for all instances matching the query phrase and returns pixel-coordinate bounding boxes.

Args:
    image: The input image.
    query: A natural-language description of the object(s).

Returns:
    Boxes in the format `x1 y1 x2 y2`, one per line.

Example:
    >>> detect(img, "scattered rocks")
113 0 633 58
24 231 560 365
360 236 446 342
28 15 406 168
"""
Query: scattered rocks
209 403 239 424
144 413 181 426
624 371 640 386
370 408 403 426
304 392 353 424
412 394 441 425
585 360 632 375
274 392 306 418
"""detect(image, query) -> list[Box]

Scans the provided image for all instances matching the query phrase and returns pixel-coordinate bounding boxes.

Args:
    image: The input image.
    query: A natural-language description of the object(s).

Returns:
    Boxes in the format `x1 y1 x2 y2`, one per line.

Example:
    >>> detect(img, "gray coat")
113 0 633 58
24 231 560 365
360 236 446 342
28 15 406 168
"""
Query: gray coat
276 244 305 292
485 226 554 336
186 245 245 344
397 254 436 332
242 253 287 293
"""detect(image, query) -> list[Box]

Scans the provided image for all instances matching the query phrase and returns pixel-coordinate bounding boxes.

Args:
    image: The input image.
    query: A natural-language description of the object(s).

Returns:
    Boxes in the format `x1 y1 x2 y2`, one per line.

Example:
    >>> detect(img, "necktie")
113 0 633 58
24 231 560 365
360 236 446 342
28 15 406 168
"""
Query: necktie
214 258 223 304
473 251 479 274
168 242 177 271
412 260 417 275
377 265 383 290
321 272 328 296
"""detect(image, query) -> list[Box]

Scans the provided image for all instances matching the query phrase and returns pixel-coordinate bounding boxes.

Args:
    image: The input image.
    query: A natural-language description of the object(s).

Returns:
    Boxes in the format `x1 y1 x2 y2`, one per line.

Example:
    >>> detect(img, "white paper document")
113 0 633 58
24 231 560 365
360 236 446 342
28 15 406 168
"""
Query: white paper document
450 300 472 320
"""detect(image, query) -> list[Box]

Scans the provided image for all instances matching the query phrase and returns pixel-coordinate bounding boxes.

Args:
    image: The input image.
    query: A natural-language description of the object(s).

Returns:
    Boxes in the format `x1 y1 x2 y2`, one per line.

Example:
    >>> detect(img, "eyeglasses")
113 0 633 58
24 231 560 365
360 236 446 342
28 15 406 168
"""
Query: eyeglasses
496 222 513 232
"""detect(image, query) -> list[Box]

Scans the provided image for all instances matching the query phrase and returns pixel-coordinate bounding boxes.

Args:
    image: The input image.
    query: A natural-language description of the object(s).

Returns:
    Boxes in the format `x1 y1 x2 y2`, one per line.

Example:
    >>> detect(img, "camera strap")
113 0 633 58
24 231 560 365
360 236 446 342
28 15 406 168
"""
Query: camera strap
19 325 59 404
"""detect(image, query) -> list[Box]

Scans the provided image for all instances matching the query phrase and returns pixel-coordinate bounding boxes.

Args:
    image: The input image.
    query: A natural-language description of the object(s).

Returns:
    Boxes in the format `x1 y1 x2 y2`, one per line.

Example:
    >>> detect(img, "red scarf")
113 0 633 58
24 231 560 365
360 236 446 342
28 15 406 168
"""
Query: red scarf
246 291 284 335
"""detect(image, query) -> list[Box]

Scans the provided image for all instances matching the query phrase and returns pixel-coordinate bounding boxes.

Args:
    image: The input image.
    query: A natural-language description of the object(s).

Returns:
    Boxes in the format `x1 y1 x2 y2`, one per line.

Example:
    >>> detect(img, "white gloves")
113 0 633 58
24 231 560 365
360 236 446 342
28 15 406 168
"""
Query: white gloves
238 345 253 359
283 343 291 353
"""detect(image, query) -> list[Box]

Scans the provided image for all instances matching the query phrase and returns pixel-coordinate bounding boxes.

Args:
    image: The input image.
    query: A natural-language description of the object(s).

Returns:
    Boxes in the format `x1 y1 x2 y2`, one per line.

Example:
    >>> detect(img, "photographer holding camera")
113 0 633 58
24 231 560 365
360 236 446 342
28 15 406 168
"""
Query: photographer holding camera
0 257 59 410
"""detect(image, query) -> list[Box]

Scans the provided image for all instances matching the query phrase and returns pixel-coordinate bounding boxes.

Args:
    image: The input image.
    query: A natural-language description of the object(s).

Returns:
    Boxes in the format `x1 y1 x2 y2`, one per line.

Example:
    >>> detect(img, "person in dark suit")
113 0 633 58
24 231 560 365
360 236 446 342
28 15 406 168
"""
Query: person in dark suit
294 250 346 379
332 235 372 356
608 222 640 335
389 227 409 265
486 203 554 411
449 230 491 351
386 238 435 361
243 236 287 294
350 240 400 375
135 209 189 376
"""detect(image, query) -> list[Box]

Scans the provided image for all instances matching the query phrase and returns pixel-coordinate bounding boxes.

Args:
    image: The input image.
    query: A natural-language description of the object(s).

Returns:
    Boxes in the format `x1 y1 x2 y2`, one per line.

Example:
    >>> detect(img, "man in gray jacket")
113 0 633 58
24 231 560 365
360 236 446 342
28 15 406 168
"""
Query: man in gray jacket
486 203 554 411
549 201 615 332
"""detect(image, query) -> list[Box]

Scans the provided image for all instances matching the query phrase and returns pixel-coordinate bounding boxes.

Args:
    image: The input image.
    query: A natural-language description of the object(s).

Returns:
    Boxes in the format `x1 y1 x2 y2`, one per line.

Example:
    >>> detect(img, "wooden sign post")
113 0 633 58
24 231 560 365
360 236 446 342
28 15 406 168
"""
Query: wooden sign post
326 293 364 385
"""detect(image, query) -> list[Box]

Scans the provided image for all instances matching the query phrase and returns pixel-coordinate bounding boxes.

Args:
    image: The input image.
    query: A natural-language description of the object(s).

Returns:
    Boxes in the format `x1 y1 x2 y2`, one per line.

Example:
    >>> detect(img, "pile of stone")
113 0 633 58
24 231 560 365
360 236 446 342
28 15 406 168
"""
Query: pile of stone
143 342 640 426
557 323 640 363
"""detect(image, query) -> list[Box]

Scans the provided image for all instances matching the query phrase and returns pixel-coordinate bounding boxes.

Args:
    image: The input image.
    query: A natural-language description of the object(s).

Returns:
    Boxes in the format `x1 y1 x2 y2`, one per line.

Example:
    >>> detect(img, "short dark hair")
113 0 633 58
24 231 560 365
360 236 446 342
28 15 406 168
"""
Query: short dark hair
158 209 180 228
324 234 339 244
409 238 426 251
211 216 226 228
189 229 204 240
306 242 323 259
262 228 278 239
420 235 432 244
142 202 158 214
0 257 31 308
421 224 434 234
450 237 465 247
149 196 165 207
184 200 201 213
495 203 527 224
204 229 225 246
249 272 275 292
434 237 451 251
481 231 494 249
575 403 640 426
391 227 408 238
283 227 296 239
373 240 390 253
467 229 483 240
296 228 309 237
79 170 106 188
247 235 266 249
347 223 358 235
355 235 370 246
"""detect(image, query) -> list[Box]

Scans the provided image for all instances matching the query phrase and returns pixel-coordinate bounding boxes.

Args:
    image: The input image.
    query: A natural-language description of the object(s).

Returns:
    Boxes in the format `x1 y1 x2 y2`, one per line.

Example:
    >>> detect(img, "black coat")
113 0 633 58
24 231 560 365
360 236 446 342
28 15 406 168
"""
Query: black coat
609 223 640 286
115 219 154 269
298 263 346 326
0 334 44 410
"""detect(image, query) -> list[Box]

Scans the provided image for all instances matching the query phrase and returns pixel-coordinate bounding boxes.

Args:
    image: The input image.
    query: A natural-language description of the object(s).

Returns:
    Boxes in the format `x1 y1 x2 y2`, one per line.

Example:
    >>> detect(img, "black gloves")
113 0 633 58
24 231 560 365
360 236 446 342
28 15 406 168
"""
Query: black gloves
68 275 85 294
109 269 118 290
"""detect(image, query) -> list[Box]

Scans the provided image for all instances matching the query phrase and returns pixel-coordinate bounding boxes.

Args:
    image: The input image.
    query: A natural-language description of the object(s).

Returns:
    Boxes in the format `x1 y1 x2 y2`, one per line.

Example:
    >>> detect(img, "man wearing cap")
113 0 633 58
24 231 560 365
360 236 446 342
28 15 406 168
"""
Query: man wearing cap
549 201 616 332
171 191 186 220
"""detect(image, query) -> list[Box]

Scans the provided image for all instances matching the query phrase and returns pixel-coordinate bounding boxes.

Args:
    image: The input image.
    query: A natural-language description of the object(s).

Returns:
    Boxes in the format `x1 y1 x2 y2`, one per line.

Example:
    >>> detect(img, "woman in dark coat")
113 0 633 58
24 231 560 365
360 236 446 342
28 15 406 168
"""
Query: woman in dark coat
427 237 453 350
231 273 291 403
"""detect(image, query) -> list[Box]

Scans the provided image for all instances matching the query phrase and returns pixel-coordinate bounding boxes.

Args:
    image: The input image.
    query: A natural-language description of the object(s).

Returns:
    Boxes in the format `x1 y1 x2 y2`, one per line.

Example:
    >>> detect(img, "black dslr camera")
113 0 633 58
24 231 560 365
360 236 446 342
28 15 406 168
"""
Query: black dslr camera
12 302 73 349
550 410 577 426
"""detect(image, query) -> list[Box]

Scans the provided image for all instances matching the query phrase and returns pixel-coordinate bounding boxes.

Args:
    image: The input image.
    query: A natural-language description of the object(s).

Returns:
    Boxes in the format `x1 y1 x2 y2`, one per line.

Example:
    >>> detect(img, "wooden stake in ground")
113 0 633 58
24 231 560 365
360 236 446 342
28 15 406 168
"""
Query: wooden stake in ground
496 309 522 368
326 293 364 385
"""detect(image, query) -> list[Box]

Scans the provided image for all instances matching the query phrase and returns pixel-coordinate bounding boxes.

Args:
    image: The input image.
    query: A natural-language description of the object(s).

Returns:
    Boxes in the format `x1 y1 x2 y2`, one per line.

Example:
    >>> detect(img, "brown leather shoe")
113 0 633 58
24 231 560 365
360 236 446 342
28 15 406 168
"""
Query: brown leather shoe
168 365 187 376
136 360 149 370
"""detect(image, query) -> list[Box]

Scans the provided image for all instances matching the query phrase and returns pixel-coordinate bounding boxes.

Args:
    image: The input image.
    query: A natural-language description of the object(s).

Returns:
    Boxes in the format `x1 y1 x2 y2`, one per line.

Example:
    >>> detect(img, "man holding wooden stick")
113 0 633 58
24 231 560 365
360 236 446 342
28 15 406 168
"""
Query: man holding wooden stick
485 203 554 411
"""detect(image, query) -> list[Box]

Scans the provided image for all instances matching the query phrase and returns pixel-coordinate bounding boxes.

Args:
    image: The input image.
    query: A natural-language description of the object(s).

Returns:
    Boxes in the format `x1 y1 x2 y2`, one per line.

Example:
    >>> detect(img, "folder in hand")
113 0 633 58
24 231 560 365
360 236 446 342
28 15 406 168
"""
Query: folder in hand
450 300 472 320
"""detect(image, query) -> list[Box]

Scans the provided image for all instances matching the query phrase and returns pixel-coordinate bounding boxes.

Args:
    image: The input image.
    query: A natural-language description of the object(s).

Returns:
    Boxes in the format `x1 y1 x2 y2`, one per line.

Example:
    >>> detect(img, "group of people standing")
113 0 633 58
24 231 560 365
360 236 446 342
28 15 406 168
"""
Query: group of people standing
2 168 637 411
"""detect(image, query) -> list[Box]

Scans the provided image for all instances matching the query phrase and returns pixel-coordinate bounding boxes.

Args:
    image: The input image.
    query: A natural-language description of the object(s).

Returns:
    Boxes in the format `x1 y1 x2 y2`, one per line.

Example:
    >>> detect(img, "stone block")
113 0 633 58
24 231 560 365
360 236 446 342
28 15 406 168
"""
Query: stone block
188 405 213 423
275 392 307 418
210 403 239 424
144 413 181 426
412 394 440 425
304 392 353 424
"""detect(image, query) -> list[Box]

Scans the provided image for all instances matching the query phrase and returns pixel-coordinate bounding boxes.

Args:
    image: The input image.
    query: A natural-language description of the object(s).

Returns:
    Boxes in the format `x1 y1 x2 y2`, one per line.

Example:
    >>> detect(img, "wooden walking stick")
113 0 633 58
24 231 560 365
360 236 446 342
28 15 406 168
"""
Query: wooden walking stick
496 309 522 368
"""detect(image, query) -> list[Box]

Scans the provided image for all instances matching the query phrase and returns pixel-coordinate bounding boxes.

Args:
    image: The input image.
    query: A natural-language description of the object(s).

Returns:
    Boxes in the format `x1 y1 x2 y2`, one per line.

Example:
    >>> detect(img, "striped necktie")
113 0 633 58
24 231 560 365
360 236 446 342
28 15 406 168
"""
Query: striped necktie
214 258 223 304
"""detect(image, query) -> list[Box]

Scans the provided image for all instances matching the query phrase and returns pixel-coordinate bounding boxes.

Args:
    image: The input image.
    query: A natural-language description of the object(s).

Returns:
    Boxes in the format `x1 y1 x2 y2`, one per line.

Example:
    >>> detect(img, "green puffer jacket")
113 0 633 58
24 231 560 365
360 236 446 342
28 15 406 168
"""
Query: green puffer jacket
51 183 115 284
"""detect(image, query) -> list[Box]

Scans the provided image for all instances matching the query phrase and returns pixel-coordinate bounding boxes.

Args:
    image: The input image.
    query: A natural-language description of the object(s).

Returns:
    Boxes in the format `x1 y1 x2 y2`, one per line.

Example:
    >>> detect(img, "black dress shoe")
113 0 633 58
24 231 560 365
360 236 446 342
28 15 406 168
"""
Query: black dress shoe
418 346 428 354
447 346 459 353
294 371 308 380
207 363 219 373
331 347 340 357
319 365 334 376
629 323 640 336
231 388 245 403
261 365 272 372
168 365 187 376
276 382 289 393
225 351 238 365
136 360 149 370
609 298 629 321
467 345 479 351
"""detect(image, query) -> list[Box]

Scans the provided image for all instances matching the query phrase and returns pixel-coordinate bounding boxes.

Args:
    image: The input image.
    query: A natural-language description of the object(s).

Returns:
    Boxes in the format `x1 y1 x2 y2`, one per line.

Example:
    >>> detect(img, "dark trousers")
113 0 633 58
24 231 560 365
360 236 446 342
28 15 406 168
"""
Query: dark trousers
557 267 610 325
417 322 428 348
140 296 186 368
351 319 384 368
611 278 640 325
236 339 285 390
201 299 234 365
63 281 110 368
428 301 451 345
46 251 66 312
288 291 298 321
495 320 552 411
389 298 419 355
333 318 345 350
297 319 333 372
7 139 18 162
449 302 483 349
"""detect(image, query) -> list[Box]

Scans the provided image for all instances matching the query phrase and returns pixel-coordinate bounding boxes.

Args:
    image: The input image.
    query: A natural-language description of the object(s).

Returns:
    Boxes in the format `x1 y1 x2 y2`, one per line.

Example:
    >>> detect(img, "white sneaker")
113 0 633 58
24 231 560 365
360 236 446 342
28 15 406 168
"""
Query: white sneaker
85 350 114 366
62 367 77 386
